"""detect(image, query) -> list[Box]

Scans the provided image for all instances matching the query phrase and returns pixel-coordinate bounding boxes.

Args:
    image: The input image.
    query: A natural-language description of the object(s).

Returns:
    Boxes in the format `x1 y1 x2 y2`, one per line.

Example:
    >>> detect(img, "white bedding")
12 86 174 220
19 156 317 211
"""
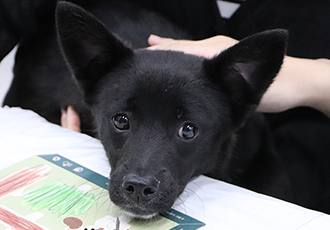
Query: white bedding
0 106 329 229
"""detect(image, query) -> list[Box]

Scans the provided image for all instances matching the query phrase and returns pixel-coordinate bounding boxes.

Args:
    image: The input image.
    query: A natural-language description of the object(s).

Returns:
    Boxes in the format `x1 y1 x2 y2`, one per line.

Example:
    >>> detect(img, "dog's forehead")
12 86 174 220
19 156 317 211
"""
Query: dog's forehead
102 50 205 99
129 51 208 107
99 50 228 123
133 49 204 73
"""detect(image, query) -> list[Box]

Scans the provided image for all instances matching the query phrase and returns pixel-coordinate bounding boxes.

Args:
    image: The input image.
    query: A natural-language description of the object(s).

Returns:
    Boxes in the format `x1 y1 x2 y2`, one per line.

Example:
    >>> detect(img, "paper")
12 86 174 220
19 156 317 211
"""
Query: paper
0 154 205 230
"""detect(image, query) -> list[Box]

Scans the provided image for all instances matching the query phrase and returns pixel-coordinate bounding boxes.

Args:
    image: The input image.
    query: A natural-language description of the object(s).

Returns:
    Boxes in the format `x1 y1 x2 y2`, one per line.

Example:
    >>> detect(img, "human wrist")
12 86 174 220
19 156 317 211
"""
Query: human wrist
304 59 330 116
258 57 323 113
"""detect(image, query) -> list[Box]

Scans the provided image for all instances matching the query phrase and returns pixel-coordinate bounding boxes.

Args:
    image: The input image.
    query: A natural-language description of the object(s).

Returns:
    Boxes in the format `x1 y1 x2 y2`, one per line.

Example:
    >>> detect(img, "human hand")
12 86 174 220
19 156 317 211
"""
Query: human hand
61 106 81 132
148 34 238 58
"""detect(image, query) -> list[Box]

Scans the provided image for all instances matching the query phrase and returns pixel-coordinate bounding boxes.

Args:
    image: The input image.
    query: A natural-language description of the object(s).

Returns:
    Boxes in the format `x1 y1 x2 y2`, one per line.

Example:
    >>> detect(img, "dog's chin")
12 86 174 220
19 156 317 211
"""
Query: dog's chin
118 204 161 220
124 210 159 220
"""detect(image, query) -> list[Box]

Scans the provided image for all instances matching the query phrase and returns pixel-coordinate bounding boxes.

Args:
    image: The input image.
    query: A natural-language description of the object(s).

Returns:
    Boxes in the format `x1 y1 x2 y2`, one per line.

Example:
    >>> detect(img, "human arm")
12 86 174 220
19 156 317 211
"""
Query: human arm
148 34 330 116
258 57 330 116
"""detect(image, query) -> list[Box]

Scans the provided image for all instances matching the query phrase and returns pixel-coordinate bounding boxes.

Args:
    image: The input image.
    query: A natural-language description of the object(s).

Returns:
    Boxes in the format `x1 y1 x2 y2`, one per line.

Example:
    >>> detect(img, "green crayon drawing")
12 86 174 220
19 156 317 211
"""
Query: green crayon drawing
0 155 205 230
20 182 96 217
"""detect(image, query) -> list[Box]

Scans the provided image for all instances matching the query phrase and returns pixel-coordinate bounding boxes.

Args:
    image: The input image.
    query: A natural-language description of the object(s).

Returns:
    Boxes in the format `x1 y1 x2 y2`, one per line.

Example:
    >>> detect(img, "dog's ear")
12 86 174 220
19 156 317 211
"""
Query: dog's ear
203 29 287 129
56 2 133 105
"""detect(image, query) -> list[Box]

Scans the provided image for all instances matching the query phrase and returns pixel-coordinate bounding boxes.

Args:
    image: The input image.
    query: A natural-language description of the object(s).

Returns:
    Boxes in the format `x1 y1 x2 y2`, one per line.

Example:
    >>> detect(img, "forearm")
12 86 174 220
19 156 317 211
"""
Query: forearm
257 56 330 116
303 58 330 116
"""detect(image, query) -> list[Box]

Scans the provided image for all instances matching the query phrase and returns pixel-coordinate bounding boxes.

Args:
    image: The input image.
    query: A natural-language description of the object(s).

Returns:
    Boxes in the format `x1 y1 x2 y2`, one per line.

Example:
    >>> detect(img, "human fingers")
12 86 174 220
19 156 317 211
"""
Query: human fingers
61 106 81 133
148 34 174 46
67 106 81 133
61 108 68 128
147 34 238 58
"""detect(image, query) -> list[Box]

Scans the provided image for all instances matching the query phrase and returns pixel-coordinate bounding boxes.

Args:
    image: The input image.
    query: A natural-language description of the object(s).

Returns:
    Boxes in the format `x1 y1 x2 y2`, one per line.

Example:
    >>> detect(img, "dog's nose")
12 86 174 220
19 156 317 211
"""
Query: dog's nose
122 174 159 204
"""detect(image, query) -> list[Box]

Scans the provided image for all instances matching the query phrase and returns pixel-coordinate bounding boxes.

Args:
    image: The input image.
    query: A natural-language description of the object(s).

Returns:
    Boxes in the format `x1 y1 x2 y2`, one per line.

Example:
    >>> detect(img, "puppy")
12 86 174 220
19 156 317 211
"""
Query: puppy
54 2 288 218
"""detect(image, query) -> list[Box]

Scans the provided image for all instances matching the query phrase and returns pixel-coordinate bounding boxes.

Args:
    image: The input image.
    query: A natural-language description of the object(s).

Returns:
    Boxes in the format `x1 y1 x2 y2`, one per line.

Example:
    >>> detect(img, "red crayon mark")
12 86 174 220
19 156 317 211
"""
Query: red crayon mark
0 206 45 230
0 166 48 198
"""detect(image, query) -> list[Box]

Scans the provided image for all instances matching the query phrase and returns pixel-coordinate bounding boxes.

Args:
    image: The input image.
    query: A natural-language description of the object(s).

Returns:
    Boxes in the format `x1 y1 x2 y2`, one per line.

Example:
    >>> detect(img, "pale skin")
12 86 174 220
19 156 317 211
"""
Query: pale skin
61 106 81 133
61 34 330 131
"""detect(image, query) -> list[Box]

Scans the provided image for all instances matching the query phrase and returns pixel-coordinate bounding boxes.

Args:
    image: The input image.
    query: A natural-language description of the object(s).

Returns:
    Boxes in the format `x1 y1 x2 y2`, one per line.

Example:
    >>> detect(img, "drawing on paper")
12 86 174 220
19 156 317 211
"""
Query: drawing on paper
0 154 205 230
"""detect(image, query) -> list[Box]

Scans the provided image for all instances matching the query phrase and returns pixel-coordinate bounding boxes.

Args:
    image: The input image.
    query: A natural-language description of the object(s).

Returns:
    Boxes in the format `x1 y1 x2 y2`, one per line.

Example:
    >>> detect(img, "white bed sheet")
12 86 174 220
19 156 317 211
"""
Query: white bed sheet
0 106 329 229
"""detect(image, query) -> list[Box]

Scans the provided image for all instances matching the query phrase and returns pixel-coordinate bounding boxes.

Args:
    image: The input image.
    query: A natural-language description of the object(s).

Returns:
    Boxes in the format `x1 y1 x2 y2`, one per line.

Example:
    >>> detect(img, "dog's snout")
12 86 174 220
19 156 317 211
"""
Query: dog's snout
122 174 159 204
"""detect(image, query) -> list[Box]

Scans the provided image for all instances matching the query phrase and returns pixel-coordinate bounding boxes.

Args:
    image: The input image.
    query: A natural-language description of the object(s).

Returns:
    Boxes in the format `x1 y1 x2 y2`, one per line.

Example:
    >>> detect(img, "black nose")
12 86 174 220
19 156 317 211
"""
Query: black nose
122 174 160 204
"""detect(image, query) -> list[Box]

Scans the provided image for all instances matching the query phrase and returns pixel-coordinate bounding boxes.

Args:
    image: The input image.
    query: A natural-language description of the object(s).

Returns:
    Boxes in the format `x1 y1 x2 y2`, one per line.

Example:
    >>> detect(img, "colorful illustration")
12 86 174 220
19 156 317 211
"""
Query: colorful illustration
0 154 205 230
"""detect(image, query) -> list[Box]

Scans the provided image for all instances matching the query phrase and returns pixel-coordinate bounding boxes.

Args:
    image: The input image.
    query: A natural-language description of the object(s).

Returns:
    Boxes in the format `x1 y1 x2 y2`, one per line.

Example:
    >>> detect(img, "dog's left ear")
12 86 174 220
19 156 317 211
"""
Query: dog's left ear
56 2 133 105
203 29 287 128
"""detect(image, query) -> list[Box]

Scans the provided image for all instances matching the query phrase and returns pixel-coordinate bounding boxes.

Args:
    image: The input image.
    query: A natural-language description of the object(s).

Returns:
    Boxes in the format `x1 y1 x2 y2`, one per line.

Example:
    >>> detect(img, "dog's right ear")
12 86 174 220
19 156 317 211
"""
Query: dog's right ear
56 2 133 105
203 29 287 129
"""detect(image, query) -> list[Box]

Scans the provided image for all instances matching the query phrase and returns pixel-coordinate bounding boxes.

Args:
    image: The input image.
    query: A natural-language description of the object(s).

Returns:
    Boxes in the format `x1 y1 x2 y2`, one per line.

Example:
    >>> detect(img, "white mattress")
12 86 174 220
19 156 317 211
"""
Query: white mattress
0 106 329 229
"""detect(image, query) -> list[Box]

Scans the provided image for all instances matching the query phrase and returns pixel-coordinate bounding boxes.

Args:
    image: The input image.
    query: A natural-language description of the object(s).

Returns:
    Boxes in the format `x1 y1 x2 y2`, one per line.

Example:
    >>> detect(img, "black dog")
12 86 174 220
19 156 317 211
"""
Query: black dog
5 0 321 218
53 2 289 218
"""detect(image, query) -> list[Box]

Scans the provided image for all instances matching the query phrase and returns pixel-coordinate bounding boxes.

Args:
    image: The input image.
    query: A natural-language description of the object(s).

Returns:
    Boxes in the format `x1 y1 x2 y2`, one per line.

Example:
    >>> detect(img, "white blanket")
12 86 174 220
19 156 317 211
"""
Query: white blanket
0 106 329 229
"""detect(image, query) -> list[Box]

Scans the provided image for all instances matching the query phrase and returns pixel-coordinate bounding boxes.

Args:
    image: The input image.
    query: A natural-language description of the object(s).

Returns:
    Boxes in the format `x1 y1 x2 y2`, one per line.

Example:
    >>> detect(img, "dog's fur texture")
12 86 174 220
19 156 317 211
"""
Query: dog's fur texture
54 2 290 218
2 0 330 217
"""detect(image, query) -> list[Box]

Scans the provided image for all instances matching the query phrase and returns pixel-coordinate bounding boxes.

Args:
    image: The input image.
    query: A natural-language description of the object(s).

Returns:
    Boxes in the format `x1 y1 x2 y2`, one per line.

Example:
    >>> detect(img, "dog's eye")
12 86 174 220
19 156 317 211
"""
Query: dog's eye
178 123 198 140
113 114 130 130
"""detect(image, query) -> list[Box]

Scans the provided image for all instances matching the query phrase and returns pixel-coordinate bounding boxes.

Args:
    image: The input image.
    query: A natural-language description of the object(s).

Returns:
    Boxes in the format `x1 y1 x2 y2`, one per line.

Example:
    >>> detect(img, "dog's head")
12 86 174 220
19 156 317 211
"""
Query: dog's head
56 2 287 218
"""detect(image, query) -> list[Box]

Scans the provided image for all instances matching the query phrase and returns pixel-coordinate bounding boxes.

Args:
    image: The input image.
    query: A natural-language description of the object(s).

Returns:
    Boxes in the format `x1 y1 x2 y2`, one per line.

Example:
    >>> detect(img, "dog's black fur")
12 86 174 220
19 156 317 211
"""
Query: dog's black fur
59 2 290 217
2 0 330 217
